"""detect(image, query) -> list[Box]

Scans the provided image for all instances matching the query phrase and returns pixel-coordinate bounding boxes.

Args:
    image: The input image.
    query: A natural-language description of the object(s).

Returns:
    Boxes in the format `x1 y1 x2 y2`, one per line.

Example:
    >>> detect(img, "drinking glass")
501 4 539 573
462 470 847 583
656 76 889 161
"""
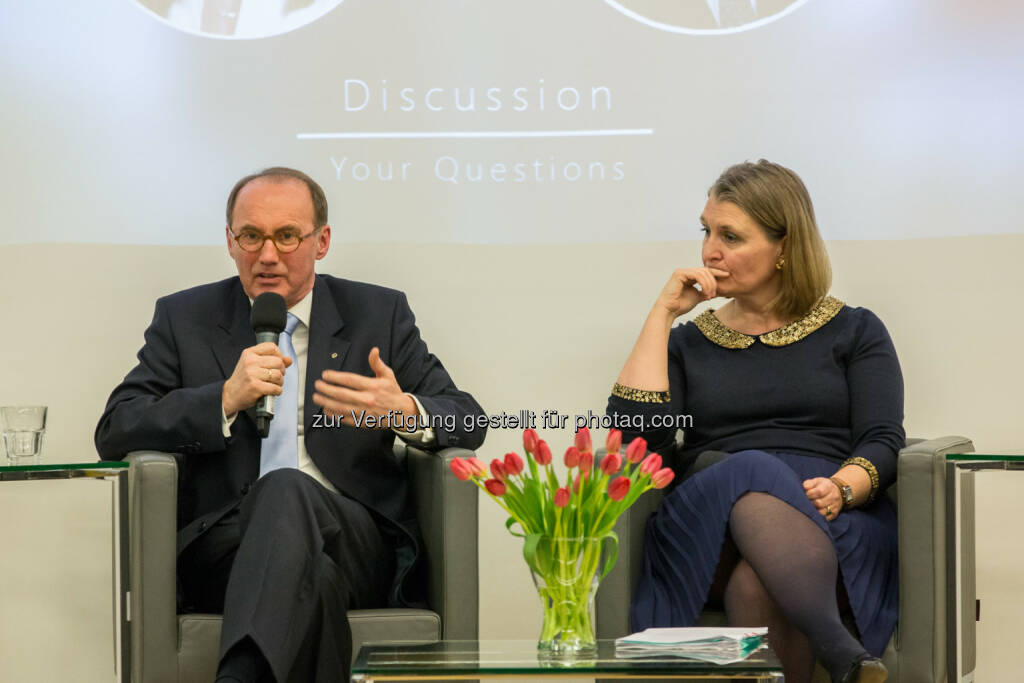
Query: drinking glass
1 406 47 465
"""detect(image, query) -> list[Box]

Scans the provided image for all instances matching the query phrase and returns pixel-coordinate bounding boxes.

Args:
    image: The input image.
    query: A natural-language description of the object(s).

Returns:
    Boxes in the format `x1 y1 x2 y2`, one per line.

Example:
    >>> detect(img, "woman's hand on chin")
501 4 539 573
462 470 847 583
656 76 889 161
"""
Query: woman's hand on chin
655 267 730 318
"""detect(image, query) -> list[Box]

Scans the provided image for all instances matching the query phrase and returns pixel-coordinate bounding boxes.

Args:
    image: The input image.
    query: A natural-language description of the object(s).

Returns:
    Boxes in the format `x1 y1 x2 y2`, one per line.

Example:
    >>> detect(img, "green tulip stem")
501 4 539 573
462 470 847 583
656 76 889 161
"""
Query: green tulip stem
535 535 604 652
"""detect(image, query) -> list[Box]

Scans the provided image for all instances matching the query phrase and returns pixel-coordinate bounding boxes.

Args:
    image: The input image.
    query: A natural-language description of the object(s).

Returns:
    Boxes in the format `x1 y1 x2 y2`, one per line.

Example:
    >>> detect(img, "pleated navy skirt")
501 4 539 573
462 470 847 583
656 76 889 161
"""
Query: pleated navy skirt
631 450 897 656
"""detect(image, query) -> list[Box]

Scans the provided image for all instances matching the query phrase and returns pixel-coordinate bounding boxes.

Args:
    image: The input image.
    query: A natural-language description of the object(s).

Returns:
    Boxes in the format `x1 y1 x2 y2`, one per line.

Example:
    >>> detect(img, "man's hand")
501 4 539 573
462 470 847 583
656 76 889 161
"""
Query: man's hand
803 477 843 521
312 347 417 429
222 342 293 418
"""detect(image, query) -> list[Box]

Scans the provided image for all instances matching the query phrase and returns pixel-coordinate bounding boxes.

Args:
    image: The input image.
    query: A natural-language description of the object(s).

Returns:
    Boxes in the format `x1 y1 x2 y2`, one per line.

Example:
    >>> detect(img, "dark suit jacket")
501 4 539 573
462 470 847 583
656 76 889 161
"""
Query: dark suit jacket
95 274 486 603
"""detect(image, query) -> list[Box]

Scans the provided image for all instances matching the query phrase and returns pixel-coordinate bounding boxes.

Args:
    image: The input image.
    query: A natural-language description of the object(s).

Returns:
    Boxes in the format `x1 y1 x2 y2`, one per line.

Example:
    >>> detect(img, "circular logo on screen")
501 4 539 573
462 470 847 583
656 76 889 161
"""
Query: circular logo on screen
134 0 344 40
603 0 814 35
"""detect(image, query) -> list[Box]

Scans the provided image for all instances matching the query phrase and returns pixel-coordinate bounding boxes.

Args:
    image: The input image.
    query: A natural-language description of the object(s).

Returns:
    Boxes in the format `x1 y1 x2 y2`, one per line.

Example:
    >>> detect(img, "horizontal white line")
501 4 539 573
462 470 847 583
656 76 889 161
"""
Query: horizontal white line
296 129 654 140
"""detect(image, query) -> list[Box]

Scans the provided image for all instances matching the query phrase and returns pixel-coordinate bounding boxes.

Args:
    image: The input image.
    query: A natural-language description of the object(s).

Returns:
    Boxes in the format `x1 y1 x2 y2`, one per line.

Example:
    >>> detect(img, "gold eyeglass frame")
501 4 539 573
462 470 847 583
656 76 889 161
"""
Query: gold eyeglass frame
229 227 321 253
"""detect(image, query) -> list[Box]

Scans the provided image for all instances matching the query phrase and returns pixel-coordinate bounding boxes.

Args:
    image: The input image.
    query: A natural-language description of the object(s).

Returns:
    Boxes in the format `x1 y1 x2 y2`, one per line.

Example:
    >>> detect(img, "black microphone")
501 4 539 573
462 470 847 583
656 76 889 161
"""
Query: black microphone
250 292 287 438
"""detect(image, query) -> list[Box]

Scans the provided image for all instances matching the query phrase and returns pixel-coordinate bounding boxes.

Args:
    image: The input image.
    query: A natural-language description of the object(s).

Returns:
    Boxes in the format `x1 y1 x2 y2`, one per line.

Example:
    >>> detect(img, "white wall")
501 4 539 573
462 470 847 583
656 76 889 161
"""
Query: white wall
2 236 1023 678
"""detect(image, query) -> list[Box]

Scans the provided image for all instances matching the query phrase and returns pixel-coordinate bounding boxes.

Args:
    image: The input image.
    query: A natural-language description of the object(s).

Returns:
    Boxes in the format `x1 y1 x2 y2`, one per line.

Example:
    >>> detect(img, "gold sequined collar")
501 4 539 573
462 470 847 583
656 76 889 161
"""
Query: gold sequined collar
693 296 845 349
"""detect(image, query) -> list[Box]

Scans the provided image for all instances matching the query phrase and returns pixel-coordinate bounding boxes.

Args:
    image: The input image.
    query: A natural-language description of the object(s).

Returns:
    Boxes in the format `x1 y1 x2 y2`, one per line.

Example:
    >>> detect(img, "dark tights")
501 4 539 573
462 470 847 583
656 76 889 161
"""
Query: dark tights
710 492 868 683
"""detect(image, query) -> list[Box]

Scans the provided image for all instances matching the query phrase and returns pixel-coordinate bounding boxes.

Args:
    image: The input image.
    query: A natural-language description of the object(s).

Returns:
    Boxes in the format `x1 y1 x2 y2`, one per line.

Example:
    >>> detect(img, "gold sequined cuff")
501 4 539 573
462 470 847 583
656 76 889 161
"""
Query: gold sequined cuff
843 457 880 502
611 383 670 404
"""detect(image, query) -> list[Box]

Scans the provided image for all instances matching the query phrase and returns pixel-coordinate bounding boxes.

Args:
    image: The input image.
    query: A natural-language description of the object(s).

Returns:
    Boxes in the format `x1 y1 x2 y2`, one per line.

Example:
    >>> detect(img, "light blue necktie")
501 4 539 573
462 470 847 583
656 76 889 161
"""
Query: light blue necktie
259 312 300 477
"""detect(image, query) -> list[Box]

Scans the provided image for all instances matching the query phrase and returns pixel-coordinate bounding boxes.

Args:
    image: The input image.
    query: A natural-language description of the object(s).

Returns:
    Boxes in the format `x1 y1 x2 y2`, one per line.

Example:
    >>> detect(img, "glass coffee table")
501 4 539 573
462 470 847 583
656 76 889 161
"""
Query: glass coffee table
351 640 783 681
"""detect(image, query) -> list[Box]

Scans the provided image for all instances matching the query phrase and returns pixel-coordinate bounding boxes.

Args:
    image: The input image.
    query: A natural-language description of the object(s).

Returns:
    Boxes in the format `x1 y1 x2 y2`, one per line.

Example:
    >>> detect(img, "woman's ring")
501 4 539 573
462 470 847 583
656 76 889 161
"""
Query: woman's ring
266 369 272 382
826 505 833 516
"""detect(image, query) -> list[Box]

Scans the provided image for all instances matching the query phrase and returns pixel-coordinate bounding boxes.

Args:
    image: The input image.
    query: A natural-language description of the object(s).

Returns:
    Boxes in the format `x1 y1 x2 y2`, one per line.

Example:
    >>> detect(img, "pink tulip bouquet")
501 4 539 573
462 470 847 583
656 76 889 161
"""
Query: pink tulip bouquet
449 426 674 655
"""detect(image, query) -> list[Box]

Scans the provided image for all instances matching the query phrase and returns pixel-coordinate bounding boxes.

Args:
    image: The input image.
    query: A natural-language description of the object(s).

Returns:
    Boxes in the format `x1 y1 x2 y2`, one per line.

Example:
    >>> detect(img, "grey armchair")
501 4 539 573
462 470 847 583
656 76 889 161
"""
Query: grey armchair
595 436 975 683
126 445 478 683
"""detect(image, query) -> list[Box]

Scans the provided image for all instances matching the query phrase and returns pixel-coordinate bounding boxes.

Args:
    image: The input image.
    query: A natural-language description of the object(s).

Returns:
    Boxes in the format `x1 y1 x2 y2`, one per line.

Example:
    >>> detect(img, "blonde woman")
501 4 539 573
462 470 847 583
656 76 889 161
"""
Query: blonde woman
609 160 898 683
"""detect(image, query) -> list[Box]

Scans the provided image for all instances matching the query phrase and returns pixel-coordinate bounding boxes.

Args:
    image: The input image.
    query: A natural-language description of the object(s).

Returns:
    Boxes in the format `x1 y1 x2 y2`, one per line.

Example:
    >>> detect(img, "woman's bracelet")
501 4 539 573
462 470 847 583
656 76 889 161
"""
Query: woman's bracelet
611 383 671 404
842 456 880 502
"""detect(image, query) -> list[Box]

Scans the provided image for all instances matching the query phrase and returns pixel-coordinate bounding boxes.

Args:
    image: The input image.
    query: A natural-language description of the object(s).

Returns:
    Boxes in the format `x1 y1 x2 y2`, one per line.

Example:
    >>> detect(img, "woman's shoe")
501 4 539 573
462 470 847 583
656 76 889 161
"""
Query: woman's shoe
839 655 887 683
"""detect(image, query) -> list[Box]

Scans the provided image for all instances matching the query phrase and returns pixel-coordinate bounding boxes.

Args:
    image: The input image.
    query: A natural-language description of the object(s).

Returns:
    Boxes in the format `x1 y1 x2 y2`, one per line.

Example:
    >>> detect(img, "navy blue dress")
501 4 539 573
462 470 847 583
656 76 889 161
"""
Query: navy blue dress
606 297 904 656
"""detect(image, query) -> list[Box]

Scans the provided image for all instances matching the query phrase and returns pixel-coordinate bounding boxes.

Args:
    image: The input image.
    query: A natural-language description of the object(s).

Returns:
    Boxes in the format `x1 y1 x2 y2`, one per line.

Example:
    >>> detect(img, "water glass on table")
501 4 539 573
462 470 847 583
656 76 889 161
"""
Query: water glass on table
1 406 47 465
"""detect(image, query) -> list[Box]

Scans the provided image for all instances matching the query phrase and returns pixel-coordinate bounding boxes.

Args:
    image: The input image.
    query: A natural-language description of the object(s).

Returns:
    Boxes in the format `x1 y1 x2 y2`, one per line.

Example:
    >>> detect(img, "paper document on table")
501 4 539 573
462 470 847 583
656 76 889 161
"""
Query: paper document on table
618 627 767 645
615 627 768 665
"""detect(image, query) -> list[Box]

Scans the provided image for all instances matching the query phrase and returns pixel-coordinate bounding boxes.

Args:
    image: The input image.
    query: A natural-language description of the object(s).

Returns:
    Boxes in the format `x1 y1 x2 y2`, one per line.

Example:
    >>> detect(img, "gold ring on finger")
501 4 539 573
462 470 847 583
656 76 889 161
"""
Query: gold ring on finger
826 505 833 516
266 369 272 382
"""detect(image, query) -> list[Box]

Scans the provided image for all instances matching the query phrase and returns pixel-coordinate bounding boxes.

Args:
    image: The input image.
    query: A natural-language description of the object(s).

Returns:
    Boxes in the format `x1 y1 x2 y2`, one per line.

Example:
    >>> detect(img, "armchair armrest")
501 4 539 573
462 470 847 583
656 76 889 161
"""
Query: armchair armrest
126 451 180 683
405 445 479 640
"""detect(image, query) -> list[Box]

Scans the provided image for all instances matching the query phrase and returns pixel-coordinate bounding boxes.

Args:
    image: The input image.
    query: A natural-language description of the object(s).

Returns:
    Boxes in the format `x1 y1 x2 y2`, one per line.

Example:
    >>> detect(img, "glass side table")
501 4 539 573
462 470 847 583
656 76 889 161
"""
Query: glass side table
352 639 784 681
946 454 1024 683
0 462 129 683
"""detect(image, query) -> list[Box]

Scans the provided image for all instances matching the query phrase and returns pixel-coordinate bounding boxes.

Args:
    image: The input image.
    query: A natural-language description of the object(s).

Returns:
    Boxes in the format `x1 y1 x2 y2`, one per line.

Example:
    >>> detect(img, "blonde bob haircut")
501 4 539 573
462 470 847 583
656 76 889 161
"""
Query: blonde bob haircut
709 160 832 319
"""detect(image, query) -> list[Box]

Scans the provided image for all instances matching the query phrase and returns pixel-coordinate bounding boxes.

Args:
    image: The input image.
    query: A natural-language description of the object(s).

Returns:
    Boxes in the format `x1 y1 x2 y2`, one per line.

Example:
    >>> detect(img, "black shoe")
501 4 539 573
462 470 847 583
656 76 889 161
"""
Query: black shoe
839 655 887 683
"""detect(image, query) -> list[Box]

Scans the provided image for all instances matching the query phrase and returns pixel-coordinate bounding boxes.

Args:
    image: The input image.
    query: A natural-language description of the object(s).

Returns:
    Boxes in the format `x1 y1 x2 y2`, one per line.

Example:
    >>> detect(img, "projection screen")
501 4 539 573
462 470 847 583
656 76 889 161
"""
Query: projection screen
1 0 1021 245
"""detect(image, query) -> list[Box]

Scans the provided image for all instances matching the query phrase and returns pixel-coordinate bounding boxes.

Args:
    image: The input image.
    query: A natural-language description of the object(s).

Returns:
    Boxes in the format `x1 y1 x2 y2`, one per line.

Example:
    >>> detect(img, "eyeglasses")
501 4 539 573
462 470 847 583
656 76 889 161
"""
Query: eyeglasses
230 227 320 253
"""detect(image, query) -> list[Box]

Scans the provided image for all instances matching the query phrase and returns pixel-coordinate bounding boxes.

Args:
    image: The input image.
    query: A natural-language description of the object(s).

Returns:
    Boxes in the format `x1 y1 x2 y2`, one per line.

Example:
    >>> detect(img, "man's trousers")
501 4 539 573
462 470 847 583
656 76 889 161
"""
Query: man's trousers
177 469 394 682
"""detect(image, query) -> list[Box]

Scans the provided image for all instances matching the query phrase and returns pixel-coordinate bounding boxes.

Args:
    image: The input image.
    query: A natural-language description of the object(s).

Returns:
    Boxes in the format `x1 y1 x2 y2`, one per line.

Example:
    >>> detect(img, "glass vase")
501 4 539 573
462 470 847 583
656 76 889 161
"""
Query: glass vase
527 535 611 657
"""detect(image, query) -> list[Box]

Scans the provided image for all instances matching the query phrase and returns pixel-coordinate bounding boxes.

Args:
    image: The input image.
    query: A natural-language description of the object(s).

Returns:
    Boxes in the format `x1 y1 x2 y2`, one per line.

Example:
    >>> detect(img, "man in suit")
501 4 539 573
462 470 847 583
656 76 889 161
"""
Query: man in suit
95 167 486 682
